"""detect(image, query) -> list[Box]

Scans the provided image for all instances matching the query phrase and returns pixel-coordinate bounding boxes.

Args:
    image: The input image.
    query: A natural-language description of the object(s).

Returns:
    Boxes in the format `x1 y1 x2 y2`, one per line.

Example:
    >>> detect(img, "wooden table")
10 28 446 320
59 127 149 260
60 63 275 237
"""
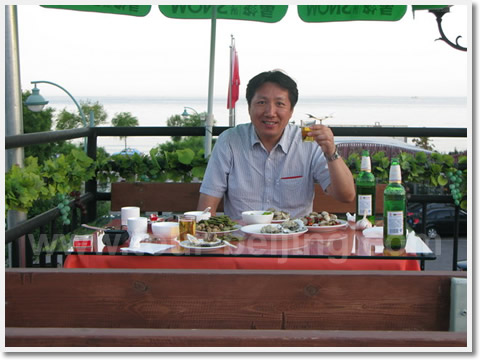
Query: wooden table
64 221 435 271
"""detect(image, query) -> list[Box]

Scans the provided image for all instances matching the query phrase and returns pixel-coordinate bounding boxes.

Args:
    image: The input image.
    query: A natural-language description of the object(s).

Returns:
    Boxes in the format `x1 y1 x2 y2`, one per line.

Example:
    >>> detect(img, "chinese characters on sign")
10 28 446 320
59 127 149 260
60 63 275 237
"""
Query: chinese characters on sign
298 5 408 22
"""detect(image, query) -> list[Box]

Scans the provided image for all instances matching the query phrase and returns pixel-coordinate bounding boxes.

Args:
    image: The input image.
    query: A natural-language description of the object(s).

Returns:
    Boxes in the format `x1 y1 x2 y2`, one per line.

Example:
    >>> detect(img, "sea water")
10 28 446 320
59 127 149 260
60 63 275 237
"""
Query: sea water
45 95 468 155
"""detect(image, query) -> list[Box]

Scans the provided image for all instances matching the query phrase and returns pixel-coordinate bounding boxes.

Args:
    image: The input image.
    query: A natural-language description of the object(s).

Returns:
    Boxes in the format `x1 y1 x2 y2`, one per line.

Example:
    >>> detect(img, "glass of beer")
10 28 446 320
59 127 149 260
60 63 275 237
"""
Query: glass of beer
301 119 317 142
178 214 196 241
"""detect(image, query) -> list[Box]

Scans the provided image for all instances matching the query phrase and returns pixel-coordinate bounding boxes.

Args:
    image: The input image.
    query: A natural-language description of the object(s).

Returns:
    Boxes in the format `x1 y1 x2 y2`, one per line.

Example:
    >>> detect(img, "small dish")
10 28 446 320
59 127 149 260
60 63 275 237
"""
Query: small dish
179 240 227 252
242 211 274 225
102 229 129 246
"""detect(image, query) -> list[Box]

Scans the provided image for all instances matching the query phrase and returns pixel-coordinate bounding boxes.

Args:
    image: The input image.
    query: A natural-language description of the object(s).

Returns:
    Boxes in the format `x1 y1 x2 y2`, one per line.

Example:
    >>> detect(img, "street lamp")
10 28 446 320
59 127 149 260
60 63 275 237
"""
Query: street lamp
25 80 87 127
181 106 212 159
182 106 200 118
25 80 88 151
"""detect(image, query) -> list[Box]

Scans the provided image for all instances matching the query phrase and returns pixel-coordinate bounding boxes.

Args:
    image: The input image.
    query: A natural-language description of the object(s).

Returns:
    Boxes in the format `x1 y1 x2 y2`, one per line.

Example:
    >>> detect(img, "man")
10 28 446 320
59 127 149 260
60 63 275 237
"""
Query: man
197 70 355 219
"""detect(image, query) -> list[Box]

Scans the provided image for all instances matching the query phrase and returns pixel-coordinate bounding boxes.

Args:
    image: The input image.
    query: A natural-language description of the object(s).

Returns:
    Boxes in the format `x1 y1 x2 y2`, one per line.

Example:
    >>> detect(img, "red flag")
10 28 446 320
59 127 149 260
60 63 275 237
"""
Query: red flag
227 47 240 109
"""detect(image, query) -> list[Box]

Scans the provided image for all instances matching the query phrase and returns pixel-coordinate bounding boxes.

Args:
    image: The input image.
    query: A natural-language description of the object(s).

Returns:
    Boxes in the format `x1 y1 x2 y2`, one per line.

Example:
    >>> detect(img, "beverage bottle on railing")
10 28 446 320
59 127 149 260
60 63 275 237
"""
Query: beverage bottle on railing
356 150 376 226
383 158 407 252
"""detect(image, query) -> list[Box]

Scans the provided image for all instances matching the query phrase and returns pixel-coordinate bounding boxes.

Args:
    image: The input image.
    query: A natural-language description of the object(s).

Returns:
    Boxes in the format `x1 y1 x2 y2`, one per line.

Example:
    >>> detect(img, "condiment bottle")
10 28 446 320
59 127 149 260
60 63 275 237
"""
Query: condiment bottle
356 150 376 226
383 157 407 252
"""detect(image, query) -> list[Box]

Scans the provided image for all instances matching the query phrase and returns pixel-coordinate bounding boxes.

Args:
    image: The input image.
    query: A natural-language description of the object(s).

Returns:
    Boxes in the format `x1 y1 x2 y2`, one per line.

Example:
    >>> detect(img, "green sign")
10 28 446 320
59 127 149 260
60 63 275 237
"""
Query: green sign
41 5 151 17
298 5 408 22
412 5 450 11
159 5 288 22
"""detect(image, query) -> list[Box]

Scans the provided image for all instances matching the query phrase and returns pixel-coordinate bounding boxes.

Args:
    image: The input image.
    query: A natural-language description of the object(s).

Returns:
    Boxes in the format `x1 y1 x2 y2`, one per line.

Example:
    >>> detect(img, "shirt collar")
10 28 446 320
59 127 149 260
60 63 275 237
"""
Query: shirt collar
249 123 296 154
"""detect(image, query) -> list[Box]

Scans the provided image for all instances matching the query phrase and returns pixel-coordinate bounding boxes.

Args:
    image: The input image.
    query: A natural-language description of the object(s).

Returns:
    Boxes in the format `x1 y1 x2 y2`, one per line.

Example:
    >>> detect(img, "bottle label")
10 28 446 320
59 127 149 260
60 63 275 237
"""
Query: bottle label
358 195 372 216
360 157 371 171
386 211 404 235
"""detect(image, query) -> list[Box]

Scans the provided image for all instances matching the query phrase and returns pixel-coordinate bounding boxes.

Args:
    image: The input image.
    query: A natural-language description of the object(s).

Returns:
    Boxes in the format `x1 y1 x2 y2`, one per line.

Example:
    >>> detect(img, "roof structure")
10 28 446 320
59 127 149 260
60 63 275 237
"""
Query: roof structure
334 137 433 158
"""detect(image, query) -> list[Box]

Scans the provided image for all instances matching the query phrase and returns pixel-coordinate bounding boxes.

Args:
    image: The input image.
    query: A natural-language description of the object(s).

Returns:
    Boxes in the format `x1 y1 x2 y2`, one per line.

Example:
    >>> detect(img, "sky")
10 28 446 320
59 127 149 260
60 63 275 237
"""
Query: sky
14 2 470 99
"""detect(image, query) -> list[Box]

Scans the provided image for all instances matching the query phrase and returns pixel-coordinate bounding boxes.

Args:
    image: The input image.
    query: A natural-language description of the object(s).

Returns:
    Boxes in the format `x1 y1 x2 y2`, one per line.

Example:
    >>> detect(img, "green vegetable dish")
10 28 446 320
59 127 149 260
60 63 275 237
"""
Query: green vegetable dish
196 215 238 233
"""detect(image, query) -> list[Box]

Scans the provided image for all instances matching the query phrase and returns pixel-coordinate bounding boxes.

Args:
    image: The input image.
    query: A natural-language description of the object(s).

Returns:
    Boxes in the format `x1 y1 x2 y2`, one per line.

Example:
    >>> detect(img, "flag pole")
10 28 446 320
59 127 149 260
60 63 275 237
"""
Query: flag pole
228 35 235 127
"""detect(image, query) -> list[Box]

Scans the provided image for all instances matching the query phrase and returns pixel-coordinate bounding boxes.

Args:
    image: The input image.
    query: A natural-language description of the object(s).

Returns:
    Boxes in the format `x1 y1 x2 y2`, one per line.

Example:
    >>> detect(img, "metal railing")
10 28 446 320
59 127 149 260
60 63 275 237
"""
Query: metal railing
5 126 467 269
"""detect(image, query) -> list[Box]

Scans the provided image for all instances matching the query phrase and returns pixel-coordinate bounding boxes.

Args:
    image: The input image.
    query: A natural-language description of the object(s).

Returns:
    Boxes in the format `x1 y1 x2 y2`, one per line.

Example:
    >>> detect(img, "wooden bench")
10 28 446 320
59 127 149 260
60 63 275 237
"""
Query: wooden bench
5 269 467 347
111 182 386 214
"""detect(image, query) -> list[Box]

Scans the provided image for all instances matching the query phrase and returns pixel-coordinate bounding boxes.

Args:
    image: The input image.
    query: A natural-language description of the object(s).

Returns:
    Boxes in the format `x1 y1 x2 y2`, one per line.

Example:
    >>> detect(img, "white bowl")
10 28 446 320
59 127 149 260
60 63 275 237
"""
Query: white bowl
184 211 211 222
151 222 179 240
242 210 274 225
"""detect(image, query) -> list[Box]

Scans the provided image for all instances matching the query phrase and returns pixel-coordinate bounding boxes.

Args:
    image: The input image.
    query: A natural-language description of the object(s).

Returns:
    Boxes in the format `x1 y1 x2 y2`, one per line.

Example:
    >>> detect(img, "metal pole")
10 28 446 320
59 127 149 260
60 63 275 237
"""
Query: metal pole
228 35 235 127
85 111 97 223
205 5 216 158
5 5 27 267
452 205 460 270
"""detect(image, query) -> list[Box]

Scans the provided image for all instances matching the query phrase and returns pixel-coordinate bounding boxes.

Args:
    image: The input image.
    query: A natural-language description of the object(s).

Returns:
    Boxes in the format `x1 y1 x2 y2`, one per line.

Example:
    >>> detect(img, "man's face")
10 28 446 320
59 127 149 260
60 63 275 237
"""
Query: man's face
248 82 294 145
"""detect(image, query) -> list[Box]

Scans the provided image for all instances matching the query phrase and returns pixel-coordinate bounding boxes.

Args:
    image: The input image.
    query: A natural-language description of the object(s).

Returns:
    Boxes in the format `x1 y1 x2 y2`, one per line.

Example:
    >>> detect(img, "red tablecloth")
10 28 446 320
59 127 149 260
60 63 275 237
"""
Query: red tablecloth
64 254 421 271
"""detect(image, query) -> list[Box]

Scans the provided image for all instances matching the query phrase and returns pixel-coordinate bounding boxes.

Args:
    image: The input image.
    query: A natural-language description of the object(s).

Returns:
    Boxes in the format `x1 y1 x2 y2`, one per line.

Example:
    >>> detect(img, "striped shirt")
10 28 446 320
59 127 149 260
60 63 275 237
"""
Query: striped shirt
200 123 331 220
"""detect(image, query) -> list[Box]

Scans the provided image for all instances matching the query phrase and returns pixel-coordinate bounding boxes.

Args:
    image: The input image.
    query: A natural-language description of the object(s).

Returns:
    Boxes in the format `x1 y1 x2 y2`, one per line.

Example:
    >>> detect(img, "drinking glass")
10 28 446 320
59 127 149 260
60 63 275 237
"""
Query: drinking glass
178 214 196 241
301 119 317 142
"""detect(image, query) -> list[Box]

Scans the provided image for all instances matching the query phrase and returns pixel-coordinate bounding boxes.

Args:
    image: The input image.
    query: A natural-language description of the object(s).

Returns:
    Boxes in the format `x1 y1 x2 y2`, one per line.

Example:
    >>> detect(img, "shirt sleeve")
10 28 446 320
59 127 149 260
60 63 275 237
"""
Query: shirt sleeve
199 130 233 199
312 147 331 191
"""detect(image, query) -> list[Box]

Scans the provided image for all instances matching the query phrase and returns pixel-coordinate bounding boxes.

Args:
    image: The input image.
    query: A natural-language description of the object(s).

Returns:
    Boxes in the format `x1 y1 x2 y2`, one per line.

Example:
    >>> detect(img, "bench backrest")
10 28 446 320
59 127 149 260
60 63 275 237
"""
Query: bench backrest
5 269 467 347
111 182 386 214
6 269 462 331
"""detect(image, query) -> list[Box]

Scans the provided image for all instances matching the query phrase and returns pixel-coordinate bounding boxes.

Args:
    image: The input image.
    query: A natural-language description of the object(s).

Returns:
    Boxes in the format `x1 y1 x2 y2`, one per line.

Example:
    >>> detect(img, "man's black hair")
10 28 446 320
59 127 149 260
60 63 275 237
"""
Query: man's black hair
246 70 298 109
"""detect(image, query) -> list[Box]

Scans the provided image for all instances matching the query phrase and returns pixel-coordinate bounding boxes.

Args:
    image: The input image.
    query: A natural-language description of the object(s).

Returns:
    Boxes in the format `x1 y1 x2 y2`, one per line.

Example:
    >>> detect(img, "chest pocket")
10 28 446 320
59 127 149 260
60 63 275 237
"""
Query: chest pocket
278 176 310 207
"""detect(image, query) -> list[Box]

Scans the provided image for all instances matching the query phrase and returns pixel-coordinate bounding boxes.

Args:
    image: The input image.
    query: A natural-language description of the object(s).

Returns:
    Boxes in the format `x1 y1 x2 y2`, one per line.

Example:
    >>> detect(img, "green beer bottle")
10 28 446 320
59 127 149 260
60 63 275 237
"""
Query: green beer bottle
383 158 407 251
356 150 376 226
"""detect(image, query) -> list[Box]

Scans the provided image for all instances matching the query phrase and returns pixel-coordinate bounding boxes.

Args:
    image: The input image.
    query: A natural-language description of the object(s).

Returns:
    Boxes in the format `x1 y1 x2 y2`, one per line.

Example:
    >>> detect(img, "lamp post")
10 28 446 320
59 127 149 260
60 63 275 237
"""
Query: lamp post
182 107 212 159
25 80 88 151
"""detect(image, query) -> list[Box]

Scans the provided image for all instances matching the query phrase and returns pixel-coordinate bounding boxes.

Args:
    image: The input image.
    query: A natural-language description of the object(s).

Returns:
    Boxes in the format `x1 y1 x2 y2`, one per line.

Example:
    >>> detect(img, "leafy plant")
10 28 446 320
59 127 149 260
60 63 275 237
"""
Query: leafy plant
5 157 48 212
6 144 467 216
345 150 467 209
96 146 208 184
5 149 96 214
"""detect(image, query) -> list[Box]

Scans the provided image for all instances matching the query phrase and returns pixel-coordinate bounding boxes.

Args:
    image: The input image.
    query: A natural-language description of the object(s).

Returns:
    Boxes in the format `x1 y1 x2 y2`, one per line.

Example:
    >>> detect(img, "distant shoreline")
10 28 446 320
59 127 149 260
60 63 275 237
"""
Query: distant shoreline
47 95 468 103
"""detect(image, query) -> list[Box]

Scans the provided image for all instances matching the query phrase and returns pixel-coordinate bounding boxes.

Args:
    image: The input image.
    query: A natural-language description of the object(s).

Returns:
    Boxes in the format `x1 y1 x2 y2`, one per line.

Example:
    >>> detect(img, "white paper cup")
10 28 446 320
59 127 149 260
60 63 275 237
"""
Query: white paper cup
121 206 140 226
152 222 180 240
127 216 148 236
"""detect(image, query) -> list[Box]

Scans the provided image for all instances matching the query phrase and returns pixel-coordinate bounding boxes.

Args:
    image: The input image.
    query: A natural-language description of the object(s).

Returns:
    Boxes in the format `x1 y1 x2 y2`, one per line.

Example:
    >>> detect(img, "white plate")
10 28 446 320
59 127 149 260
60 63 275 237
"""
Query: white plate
306 220 348 233
179 240 227 252
196 224 241 236
240 224 308 240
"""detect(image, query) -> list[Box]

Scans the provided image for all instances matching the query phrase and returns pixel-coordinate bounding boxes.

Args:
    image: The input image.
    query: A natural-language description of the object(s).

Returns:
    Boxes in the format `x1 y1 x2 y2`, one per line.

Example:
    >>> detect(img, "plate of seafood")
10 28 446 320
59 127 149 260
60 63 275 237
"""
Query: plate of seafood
301 211 348 233
178 233 228 252
241 219 308 240
179 241 228 252
306 220 348 233
266 208 290 223
178 233 239 252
